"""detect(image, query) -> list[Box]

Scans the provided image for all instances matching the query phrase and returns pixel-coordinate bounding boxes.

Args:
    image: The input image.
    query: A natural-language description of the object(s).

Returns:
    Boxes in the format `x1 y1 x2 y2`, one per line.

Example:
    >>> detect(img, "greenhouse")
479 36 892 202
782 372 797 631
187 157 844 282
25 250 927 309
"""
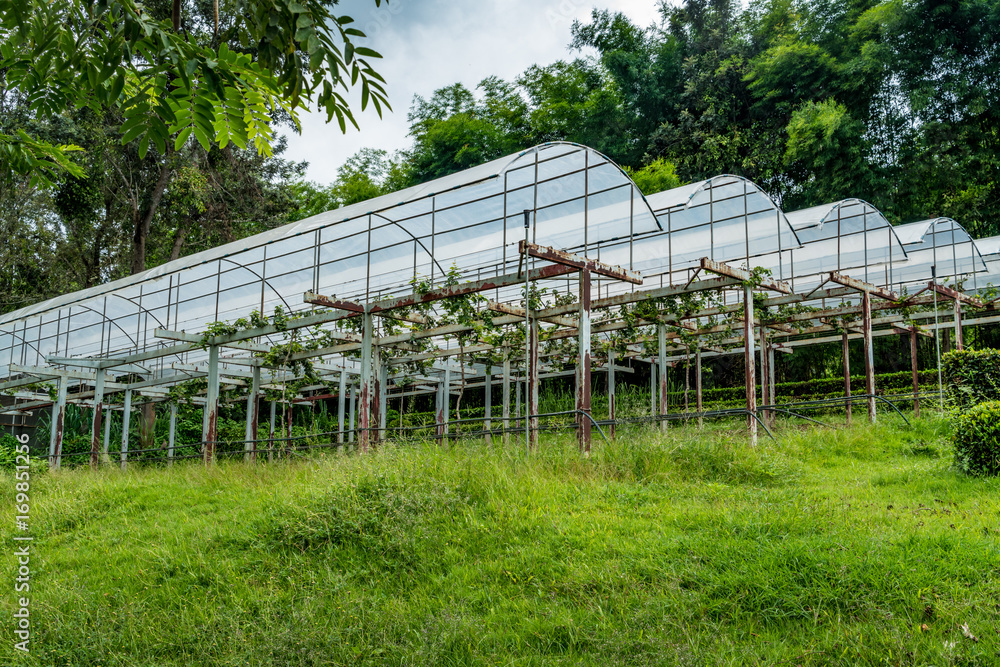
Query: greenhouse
1 142 997 468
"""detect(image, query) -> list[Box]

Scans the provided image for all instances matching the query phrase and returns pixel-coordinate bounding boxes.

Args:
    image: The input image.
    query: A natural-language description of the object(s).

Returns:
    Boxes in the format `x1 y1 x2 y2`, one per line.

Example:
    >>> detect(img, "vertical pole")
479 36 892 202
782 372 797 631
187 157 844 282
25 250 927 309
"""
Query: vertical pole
759 325 770 428
245 364 260 462
649 361 656 417
862 290 876 423
744 285 757 447
49 378 66 469
684 348 690 416
435 379 444 441
103 405 111 463
120 389 132 470
443 368 451 441
658 324 668 433
954 300 964 351
337 369 346 445
484 367 492 446
577 269 592 454
523 208 532 452
359 311 373 453
607 349 616 440
910 329 920 418
268 401 277 462
203 344 220 464
502 357 511 445
515 379 521 429
377 360 387 442
768 347 776 428
933 267 943 410
842 332 852 426
695 347 703 429
167 402 177 465
348 385 356 444
528 317 540 451
284 401 293 456
90 372 105 468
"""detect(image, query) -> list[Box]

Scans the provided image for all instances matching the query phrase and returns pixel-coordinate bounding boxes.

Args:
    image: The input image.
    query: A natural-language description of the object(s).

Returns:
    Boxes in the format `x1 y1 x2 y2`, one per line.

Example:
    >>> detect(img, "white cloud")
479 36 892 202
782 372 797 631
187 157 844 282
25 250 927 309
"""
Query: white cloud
282 0 665 182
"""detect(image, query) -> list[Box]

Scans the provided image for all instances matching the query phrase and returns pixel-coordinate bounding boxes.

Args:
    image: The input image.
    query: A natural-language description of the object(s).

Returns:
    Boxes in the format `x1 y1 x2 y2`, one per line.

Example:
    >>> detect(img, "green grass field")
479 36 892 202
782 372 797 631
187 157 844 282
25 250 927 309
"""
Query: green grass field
2 415 999 666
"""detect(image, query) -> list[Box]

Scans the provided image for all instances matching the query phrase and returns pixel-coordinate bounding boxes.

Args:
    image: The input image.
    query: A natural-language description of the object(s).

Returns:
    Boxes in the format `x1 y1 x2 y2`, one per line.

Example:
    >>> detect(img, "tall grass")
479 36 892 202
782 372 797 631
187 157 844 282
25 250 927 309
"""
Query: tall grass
2 416 998 666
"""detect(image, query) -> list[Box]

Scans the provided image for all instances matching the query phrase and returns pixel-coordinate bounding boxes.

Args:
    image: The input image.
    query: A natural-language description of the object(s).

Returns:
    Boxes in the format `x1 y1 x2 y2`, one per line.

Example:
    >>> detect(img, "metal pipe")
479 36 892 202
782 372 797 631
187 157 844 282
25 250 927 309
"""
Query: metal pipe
121 389 132 470
577 269 592 453
862 290 876 423
744 285 757 446
90 372 105 468
245 364 260 462
49 378 66 469
168 402 177 465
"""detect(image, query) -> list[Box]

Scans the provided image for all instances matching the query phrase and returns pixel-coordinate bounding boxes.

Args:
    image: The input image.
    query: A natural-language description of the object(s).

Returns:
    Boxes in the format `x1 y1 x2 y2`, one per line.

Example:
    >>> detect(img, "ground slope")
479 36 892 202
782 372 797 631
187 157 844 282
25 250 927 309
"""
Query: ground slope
2 417 998 666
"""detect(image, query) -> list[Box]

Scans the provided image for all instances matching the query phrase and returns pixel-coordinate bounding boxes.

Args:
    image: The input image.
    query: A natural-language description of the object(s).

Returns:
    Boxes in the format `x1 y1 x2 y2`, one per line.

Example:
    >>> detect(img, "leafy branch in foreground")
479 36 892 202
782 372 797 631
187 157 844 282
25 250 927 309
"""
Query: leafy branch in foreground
0 0 391 184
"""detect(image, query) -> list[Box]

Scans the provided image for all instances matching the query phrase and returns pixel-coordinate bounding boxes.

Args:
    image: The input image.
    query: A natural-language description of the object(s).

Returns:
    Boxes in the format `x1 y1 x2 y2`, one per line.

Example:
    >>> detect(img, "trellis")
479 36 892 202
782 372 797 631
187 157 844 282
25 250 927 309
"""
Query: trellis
1 142 996 467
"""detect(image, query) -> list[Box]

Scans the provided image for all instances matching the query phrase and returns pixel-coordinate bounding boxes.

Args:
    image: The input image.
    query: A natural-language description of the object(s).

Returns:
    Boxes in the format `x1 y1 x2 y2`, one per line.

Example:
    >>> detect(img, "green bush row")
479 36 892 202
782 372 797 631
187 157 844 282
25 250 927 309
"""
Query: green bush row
942 348 1000 410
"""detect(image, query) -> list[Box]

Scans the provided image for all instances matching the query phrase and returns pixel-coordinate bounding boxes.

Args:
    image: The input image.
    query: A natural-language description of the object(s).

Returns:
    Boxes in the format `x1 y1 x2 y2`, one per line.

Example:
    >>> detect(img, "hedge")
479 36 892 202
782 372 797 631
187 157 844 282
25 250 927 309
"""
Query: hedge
943 348 1000 410
953 400 1000 476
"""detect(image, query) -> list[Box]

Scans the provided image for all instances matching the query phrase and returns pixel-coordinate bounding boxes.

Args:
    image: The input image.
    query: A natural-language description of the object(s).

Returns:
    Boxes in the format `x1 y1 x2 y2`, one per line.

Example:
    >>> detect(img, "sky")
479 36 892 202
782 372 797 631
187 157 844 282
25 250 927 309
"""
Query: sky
282 0 667 183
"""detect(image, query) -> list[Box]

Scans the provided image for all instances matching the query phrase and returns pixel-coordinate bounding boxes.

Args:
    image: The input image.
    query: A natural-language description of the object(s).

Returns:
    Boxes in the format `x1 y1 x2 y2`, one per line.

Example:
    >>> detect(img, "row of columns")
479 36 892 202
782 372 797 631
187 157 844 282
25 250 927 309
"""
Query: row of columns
42 281 968 467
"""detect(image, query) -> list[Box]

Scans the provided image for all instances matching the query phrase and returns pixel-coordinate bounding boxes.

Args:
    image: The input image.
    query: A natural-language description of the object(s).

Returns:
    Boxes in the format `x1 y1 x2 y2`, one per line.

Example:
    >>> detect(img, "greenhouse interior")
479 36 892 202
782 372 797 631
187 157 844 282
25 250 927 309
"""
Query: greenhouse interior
2 141 998 467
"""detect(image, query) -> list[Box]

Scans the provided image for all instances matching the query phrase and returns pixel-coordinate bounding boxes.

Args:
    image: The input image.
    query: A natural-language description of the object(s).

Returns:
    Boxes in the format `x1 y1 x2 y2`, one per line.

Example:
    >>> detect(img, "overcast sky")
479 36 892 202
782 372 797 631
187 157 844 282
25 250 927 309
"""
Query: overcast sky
282 0 667 182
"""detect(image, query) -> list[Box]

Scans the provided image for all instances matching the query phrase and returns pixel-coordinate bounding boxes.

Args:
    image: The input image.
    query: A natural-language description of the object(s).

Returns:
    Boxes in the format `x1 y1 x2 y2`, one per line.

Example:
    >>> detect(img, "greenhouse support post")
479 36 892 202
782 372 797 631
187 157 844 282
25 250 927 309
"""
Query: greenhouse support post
359 311 374 453
658 324 667 433
502 358 511 445
484 368 492 446
167 402 177 464
268 401 277 461
744 285 757 447
954 300 964 351
337 369 346 445
103 405 111 463
842 332 852 426
695 347 703 429
910 328 920 418
577 268 592 453
348 386 356 445
121 389 131 470
245 364 260 462
863 290 876 423
203 344 220 464
89 372 106 468
528 317 540 451
49 377 66 469
607 349 616 439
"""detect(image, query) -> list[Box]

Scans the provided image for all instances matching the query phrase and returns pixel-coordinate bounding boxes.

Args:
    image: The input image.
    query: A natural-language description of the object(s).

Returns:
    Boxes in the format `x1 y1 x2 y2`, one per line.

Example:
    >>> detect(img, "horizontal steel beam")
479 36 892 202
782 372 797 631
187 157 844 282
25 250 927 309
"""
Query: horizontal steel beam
701 258 792 294
520 241 643 284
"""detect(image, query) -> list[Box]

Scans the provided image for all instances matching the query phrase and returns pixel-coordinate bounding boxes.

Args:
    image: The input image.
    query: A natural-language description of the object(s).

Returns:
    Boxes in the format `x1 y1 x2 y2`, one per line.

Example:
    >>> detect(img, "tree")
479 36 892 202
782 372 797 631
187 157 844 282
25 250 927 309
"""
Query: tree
1 0 390 272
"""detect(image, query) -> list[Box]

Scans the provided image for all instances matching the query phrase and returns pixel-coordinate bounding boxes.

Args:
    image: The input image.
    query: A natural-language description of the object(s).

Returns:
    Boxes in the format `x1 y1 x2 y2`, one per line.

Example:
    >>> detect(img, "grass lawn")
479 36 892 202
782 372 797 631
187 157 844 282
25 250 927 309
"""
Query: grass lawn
2 414 999 665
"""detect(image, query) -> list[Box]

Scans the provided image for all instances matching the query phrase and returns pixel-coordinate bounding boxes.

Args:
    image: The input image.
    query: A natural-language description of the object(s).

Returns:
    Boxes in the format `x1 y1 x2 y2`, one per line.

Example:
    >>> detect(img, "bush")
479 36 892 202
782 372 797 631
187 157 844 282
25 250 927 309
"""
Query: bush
943 348 1000 410
952 400 1000 476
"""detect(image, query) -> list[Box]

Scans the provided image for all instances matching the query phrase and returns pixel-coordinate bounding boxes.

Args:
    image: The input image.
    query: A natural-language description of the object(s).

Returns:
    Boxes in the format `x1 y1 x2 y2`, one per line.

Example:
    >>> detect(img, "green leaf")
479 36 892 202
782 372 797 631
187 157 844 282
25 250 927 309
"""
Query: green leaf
174 127 193 151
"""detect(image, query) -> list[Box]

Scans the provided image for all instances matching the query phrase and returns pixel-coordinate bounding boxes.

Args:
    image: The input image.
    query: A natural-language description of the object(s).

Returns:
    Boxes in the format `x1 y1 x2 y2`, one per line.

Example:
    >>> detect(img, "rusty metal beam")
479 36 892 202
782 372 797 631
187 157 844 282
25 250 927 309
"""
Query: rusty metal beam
302 292 366 313
488 302 578 328
369 263 576 314
928 282 984 307
701 258 792 294
829 272 899 302
520 241 643 285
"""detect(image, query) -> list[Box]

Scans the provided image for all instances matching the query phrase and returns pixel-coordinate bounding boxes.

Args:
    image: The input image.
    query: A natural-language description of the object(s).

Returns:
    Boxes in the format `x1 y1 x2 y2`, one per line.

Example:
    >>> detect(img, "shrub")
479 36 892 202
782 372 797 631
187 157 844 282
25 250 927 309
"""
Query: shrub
0 432 21 469
943 348 1000 410
952 400 1000 476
